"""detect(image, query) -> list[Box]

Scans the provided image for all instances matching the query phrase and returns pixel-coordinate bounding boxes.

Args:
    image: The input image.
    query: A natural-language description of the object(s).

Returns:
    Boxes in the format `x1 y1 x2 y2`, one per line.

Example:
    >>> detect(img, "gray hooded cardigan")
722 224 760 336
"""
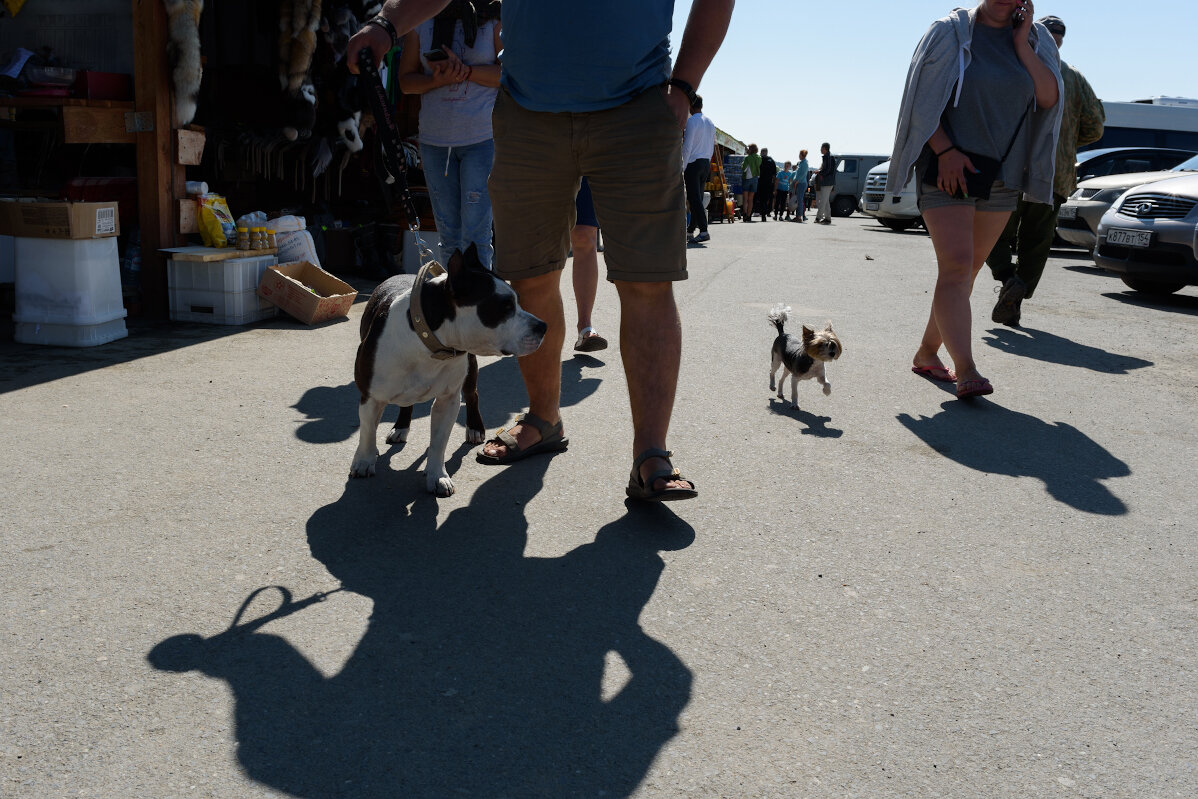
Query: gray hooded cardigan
886 7 1064 205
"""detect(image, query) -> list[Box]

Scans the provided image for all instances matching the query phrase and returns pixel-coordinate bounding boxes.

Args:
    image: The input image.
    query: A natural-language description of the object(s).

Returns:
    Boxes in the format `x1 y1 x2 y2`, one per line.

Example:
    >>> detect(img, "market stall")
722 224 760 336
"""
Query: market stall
1 1 432 327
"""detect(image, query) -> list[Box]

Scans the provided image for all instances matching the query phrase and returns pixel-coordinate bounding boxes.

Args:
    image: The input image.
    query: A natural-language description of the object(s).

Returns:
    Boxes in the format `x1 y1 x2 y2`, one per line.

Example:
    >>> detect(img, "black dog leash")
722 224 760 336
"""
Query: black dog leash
358 47 461 360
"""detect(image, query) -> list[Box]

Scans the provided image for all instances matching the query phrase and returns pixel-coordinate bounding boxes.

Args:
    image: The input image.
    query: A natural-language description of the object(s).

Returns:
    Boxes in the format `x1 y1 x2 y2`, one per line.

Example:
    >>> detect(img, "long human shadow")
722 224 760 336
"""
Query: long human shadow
896 401 1129 515
981 325 1152 374
294 355 605 444
147 456 694 797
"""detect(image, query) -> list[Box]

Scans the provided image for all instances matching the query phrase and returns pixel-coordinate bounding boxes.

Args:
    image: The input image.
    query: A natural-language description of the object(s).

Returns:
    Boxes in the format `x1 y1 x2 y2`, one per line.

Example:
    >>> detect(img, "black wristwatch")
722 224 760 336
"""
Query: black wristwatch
366 15 398 48
668 77 699 107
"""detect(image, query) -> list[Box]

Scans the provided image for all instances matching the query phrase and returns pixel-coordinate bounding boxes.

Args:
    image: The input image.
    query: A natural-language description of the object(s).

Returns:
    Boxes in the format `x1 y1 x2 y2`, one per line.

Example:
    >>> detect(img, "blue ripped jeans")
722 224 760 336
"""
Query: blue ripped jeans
418 139 495 269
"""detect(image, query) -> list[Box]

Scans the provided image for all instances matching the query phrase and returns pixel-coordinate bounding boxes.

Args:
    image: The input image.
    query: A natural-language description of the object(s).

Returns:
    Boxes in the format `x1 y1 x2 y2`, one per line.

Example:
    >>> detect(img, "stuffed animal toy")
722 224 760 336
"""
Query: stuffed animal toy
164 0 204 127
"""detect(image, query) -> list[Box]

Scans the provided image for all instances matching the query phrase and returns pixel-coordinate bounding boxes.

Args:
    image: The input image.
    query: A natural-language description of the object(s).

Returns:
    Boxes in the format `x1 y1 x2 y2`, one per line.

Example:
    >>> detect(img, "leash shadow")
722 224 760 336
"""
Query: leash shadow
896 400 1130 515
147 459 694 798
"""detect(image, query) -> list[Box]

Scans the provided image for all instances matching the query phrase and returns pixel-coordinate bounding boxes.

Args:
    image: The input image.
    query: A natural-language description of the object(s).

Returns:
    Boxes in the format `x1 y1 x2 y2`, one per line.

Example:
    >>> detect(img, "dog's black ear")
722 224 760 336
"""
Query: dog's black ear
802 325 815 344
445 249 465 296
462 242 483 271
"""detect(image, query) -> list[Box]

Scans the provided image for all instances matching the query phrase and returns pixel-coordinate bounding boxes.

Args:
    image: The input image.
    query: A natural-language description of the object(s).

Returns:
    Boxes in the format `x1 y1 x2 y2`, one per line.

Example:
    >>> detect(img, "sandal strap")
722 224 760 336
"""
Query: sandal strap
631 447 673 473
492 428 519 449
516 411 561 439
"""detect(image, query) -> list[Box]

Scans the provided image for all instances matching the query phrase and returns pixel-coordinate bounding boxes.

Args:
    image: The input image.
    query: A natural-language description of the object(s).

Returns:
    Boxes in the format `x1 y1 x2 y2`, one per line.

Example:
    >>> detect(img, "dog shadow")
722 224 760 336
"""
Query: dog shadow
767 398 844 437
293 356 604 445
982 325 1153 374
896 401 1130 515
147 459 695 798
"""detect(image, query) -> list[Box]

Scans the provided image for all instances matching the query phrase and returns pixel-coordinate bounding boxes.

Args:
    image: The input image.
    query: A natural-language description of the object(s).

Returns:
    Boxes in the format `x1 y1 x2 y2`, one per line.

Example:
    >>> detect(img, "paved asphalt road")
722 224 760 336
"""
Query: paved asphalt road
2 214 1195 798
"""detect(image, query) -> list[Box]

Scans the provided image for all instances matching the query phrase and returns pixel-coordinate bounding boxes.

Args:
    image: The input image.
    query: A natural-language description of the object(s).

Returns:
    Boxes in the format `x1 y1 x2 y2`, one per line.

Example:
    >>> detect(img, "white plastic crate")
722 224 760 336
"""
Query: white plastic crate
170 287 277 325
13 237 127 326
168 254 279 325
15 317 128 348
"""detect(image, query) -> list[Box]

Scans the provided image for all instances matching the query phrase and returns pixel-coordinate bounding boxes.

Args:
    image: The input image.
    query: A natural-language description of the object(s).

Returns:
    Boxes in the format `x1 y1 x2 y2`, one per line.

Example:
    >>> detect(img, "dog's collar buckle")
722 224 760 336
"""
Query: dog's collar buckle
410 260 465 360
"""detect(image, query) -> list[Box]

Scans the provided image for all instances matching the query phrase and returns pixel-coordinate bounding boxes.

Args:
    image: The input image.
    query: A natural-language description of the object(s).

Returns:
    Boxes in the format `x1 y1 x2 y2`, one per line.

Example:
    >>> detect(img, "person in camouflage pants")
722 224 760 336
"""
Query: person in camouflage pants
986 14 1104 327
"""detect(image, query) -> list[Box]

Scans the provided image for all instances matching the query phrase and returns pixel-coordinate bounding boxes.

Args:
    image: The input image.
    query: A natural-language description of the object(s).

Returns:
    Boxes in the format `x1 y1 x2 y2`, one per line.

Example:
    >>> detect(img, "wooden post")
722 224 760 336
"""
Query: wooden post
132 0 184 319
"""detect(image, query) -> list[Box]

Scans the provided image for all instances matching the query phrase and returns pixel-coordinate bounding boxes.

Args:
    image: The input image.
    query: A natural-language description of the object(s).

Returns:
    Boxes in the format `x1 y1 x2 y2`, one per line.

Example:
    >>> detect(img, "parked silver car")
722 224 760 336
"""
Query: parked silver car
1058 150 1198 251
1093 172 1198 294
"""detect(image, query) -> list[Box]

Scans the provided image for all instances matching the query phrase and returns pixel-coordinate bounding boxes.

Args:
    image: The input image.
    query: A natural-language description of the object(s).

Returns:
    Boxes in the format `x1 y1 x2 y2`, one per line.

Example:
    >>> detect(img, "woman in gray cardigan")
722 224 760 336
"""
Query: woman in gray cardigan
890 0 1062 399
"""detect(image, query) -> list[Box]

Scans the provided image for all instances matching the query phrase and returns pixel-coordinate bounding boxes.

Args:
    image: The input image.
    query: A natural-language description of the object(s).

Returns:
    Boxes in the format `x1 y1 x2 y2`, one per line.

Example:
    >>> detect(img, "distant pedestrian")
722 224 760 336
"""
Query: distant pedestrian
814 142 836 224
741 143 761 222
682 93 717 243
774 161 795 220
756 147 777 221
985 14 1103 327
571 178 608 352
792 150 810 222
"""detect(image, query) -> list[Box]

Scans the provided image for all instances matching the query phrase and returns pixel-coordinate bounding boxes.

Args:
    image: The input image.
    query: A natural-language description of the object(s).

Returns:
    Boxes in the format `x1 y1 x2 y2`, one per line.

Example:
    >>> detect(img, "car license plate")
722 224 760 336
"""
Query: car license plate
866 202 880 211
1057 205 1078 220
1106 228 1152 248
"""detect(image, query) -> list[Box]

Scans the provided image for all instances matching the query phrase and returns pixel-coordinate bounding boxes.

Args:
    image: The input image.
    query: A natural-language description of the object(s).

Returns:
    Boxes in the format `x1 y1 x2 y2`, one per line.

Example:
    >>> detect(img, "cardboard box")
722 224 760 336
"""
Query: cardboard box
0 201 120 239
257 261 357 324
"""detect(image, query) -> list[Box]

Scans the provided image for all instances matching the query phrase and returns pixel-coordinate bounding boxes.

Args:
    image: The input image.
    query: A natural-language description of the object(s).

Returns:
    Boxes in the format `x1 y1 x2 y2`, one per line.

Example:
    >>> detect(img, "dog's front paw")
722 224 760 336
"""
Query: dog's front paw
349 456 377 478
428 476 455 497
385 427 409 446
822 382 832 396
465 426 486 445
769 377 776 391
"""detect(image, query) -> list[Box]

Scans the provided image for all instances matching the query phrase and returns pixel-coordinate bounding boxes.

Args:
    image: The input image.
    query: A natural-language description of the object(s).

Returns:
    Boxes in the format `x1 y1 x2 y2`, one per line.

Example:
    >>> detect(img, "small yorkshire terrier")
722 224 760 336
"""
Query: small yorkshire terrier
768 304 842 409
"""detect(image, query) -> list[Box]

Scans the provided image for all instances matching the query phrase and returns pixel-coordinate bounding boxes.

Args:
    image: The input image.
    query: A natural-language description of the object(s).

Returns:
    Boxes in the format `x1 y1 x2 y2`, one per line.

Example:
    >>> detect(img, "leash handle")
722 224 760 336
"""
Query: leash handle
225 585 342 635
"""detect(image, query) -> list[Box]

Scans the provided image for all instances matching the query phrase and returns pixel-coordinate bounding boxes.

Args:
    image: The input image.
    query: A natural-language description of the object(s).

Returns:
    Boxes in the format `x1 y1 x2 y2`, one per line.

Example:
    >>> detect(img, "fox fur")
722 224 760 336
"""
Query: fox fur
280 0 323 93
164 0 204 127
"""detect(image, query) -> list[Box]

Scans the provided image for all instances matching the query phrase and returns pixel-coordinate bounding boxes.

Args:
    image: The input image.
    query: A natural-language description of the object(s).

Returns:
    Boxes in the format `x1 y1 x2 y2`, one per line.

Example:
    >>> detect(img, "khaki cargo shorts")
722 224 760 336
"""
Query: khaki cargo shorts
489 86 687 283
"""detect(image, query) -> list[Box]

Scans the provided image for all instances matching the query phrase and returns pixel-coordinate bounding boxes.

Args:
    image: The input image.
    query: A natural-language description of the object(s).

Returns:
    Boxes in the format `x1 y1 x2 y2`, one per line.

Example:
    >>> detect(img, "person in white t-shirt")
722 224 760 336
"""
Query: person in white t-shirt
682 95 717 243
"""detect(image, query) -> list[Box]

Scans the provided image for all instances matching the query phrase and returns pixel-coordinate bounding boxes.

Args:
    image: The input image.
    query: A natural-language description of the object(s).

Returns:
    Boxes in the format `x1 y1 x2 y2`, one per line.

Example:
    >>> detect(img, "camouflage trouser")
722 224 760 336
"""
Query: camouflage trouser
985 194 1065 298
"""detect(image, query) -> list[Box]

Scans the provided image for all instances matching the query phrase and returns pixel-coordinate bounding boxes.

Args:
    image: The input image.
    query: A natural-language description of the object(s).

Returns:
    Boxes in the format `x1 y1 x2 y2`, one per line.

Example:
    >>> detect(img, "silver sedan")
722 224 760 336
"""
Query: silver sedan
1094 172 1198 294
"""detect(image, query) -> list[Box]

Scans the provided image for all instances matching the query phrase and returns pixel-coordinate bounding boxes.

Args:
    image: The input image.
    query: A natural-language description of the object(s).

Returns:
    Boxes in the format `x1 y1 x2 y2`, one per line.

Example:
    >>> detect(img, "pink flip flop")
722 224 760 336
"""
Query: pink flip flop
912 365 957 383
956 378 994 399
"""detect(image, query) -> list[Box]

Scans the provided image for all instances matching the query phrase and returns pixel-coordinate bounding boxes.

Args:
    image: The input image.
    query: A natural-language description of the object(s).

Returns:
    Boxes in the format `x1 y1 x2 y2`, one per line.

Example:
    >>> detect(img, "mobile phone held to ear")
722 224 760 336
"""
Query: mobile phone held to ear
1012 3 1025 26
423 49 449 62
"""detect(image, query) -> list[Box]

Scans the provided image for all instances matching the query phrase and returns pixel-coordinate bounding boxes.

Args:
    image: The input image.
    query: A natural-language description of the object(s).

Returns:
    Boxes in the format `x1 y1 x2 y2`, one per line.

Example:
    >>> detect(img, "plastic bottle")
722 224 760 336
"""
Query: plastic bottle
265 229 277 249
236 226 251 250
251 227 266 250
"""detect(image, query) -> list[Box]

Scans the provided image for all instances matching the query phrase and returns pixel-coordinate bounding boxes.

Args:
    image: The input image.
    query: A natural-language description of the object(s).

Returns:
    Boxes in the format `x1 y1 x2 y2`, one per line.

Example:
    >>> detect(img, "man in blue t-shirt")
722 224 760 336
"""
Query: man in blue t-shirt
352 1 734 502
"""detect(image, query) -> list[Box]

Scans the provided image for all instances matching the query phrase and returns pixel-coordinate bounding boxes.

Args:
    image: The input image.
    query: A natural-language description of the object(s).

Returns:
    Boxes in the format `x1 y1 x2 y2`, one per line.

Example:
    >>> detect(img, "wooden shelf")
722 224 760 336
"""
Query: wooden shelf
0 97 138 144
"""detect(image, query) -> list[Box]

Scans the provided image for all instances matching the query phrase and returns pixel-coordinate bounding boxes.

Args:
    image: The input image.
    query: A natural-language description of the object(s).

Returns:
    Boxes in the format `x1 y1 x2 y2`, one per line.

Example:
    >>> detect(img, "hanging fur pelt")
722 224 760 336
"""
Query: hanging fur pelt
164 0 204 127
279 0 323 93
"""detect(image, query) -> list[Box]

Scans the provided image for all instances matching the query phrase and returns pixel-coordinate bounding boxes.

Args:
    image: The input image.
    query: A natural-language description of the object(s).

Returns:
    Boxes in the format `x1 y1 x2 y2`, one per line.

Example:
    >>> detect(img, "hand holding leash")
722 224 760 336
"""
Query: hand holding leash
347 23 392 76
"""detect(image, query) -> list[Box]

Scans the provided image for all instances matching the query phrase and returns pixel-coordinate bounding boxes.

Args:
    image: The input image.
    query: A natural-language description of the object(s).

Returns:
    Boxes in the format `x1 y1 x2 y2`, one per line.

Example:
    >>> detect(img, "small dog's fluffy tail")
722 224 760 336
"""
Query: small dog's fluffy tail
768 303 791 335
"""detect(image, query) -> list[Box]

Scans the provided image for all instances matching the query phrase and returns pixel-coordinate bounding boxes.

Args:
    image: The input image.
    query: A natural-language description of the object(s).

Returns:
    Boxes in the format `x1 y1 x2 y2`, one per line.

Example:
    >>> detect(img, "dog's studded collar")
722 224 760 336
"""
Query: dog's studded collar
409 260 465 360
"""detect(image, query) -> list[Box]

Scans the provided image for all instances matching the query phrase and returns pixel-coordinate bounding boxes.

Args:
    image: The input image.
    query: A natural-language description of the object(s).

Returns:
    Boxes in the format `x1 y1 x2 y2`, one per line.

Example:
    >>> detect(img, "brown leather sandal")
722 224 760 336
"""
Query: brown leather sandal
626 448 698 502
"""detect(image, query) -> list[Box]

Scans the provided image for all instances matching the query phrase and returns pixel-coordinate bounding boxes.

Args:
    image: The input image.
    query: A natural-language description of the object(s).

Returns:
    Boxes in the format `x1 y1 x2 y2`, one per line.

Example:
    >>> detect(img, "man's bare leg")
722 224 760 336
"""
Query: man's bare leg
615 280 693 492
479 270 565 458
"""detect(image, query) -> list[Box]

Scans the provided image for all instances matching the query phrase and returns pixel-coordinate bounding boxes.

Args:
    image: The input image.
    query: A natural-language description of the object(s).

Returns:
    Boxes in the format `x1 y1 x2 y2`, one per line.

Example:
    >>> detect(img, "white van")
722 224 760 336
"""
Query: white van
824 154 890 217
859 160 921 231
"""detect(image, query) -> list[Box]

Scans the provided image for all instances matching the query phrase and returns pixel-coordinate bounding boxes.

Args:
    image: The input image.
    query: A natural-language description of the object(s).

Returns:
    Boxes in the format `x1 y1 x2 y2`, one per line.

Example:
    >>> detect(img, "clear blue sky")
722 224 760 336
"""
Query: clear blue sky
672 0 1197 161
